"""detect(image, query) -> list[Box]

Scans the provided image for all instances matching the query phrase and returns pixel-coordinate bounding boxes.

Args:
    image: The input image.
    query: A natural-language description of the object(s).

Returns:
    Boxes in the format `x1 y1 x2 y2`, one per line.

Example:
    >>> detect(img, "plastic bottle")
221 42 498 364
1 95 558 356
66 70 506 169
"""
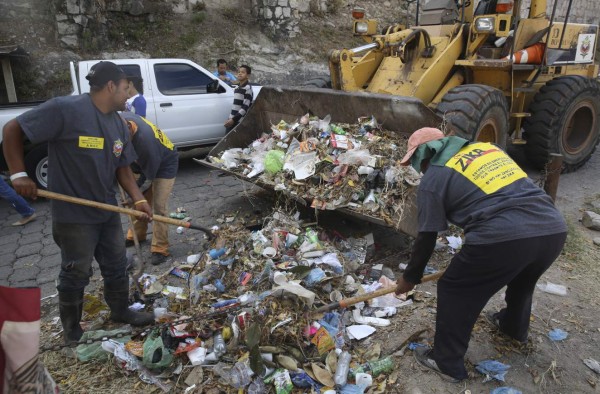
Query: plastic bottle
350 356 394 378
211 299 238 309
213 333 227 357
335 315 346 349
331 124 346 135
209 248 226 259
334 351 352 386
305 228 319 244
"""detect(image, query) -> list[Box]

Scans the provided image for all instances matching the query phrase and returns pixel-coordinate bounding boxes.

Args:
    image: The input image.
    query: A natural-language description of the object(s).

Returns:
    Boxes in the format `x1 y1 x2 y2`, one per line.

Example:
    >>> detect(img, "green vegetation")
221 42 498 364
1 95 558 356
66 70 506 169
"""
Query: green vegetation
191 11 206 24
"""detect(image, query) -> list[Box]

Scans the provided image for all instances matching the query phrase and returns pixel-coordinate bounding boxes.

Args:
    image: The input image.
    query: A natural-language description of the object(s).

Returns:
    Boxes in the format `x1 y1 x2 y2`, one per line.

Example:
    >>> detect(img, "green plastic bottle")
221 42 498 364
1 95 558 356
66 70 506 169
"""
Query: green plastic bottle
330 124 346 135
349 356 394 378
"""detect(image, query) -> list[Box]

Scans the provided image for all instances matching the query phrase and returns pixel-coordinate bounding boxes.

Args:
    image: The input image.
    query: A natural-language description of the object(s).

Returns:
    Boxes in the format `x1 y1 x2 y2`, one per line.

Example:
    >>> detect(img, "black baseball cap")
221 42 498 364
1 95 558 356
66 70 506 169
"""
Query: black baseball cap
86 61 127 87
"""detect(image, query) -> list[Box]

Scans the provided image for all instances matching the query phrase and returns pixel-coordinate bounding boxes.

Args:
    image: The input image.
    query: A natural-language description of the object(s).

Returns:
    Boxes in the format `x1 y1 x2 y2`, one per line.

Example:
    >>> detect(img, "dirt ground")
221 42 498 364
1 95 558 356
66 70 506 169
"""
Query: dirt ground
369 146 600 394
37 146 600 394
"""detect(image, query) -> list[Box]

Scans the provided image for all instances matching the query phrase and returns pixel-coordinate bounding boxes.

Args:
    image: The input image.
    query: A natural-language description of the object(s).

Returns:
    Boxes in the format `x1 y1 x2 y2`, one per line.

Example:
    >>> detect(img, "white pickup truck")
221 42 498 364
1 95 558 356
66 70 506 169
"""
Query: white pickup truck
0 58 261 187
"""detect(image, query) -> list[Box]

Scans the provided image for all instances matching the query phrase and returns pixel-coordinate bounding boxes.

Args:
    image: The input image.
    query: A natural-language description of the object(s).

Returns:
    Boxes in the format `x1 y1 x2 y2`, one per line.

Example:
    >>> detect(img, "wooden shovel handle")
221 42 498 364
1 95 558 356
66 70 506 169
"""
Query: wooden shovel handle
311 270 446 315
37 189 213 237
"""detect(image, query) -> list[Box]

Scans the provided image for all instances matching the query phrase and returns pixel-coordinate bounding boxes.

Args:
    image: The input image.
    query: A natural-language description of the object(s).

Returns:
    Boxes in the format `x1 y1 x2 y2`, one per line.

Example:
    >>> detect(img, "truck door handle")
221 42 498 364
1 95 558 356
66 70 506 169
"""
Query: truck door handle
160 103 172 107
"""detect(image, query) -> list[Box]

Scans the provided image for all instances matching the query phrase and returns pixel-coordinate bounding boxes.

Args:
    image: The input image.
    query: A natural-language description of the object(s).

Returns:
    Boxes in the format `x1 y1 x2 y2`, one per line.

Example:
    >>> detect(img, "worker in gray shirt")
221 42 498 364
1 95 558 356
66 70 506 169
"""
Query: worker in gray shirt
395 128 567 382
121 112 178 266
2 61 155 345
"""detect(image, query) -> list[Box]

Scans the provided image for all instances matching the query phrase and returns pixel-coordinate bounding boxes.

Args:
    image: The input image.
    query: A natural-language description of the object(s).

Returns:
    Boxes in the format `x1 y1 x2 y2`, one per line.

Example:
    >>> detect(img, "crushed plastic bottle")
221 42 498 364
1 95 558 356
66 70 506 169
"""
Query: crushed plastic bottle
334 351 352 386
213 333 227 357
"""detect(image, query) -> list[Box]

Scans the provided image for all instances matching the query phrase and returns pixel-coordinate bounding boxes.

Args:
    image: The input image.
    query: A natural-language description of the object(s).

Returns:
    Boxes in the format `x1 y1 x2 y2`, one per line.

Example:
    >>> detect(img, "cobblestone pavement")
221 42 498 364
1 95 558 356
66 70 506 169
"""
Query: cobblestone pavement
0 156 275 299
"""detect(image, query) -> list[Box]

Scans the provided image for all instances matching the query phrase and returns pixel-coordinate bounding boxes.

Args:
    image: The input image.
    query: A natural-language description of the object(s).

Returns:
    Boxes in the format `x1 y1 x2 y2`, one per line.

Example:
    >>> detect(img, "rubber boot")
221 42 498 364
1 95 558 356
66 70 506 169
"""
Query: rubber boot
104 279 154 326
58 290 84 346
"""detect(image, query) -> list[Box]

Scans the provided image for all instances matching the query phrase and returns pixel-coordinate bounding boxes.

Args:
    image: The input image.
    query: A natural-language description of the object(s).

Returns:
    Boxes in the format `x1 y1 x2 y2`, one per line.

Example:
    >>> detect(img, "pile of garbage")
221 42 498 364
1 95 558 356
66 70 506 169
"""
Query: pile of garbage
66 210 420 393
208 115 422 228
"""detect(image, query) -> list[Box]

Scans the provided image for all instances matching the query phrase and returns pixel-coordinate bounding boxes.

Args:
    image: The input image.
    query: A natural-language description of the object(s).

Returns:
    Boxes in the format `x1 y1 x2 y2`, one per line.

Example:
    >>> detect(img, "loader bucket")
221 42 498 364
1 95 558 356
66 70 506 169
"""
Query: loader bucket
198 86 442 237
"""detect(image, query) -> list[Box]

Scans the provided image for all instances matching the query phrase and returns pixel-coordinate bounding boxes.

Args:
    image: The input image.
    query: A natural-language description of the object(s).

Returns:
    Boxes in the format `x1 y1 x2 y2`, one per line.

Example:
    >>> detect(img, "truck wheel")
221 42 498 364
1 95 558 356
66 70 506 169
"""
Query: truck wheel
436 84 509 149
524 76 600 172
24 145 48 189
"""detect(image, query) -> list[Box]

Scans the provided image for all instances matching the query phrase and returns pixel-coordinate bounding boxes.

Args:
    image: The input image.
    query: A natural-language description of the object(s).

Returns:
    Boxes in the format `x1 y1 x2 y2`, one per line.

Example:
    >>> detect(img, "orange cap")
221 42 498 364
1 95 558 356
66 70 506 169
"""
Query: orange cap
400 127 445 166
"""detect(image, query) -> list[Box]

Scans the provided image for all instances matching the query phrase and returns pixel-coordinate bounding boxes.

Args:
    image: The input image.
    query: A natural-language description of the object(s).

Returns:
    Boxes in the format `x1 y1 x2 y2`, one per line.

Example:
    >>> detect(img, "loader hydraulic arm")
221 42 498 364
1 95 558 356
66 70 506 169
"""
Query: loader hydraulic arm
329 29 416 91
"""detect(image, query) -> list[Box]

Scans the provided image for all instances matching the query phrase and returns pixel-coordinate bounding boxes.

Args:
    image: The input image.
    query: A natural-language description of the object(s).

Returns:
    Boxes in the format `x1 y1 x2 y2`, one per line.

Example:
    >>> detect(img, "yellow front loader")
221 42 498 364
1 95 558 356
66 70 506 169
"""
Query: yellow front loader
327 0 599 171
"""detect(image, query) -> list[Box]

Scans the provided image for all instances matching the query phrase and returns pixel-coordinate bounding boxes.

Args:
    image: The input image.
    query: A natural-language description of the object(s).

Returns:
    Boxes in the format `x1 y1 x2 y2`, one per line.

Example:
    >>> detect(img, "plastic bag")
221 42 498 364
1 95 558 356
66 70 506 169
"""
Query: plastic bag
536 282 567 296
221 148 243 169
476 360 510 382
547 328 568 341
303 268 327 287
337 149 374 166
264 150 285 174
142 332 174 369
491 388 523 394
76 326 132 362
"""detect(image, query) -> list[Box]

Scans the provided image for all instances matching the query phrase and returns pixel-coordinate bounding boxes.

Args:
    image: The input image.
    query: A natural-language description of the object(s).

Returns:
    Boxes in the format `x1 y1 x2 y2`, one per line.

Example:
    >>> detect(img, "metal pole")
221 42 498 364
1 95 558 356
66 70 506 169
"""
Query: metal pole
558 0 573 50
543 153 563 202
350 42 380 56
416 0 420 26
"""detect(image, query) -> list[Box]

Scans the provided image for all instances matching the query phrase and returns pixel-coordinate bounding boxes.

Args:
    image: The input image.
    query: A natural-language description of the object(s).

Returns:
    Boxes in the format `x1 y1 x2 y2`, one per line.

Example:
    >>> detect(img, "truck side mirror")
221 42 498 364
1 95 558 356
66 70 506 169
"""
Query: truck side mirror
207 79 220 93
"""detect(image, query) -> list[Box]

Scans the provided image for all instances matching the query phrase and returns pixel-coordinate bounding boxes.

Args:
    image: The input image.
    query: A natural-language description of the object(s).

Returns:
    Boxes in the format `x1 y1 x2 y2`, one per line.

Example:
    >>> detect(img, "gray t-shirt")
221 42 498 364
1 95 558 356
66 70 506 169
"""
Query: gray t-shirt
17 94 135 224
120 112 178 180
417 142 567 244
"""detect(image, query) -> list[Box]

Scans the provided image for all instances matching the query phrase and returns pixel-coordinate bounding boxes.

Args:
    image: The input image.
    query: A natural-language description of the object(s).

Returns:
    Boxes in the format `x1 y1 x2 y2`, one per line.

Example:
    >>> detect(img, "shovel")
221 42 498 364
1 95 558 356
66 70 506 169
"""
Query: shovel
310 270 445 315
118 185 146 301
37 189 214 239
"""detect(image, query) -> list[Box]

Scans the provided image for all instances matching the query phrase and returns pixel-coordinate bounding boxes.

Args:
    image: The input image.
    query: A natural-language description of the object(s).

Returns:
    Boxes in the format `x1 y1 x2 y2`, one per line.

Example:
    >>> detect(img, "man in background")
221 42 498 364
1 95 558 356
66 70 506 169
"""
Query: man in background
122 112 178 266
224 64 253 133
213 58 237 85
125 75 147 117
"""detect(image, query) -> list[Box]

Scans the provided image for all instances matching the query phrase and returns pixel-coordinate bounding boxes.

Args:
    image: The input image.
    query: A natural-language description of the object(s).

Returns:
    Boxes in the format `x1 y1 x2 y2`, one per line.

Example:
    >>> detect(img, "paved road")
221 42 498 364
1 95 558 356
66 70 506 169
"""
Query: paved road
0 156 272 298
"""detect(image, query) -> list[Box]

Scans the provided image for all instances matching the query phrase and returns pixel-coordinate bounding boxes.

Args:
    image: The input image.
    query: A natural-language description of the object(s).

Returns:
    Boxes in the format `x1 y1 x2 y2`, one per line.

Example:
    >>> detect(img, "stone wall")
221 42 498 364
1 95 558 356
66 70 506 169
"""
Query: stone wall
0 0 57 51
520 0 600 25
251 0 339 38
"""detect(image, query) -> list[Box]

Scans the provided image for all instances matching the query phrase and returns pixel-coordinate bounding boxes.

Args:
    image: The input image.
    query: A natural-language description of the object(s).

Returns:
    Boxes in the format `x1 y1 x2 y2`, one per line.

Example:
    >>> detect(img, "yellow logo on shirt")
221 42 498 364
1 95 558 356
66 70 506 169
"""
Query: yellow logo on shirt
445 142 527 194
140 117 174 151
79 136 104 149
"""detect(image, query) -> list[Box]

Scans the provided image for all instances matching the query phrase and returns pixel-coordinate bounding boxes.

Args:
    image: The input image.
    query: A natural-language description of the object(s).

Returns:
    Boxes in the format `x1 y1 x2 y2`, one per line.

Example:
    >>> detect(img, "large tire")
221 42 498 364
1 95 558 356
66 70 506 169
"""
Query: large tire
24 144 48 189
436 84 509 149
524 76 600 172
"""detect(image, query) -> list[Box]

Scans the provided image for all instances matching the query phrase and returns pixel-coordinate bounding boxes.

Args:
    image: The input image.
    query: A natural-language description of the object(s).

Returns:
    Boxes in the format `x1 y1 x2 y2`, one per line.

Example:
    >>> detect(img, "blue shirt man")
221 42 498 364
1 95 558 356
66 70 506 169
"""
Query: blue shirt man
214 58 237 85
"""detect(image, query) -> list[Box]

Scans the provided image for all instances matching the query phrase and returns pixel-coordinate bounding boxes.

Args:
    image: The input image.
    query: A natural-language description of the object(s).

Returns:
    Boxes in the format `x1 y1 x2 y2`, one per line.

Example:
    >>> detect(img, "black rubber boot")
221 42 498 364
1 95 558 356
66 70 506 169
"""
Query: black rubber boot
58 290 84 346
104 279 154 326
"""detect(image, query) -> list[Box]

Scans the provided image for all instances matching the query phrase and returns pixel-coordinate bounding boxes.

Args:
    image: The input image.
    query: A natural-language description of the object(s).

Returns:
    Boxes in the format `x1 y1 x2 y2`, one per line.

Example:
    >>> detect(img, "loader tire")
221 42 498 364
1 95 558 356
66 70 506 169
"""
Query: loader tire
436 85 509 149
524 76 600 172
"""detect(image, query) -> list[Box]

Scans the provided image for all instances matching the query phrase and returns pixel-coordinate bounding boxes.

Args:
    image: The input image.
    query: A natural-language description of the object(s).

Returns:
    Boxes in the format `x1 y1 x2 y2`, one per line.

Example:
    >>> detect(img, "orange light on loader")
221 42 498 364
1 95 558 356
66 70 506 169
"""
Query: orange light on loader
503 42 545 64
496 0 514 13
352 7 366 19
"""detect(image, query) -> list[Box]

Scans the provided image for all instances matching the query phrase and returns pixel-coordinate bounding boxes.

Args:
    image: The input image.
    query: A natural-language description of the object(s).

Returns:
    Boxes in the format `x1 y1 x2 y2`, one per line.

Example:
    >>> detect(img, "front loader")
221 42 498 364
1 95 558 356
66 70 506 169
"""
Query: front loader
327 0 600 172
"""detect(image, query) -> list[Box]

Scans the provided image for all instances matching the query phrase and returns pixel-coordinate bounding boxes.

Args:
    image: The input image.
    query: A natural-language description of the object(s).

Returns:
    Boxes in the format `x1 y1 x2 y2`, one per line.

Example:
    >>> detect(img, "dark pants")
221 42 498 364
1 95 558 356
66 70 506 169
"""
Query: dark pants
433 232 567 379
53 213 128 292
